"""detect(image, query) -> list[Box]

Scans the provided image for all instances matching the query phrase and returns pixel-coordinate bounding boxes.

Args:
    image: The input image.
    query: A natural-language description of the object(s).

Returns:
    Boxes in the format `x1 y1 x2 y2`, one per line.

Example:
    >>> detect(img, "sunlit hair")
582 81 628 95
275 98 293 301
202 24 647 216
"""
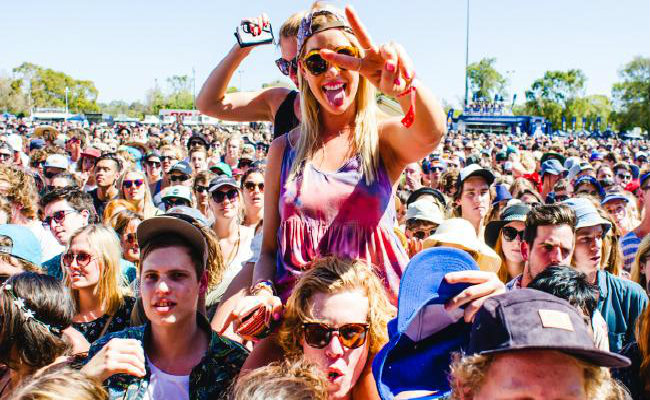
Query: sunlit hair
230 358 328 400
635 307 650 398
0 272 74 373
102 199 138 226
599 208 622 276
279 11 306 39
449 352 627 400
494 234 520 283
10 367 108 400
631 235 650 290
0 165 40 220
65 224 129 316
116 167 158 219
279 256 395 357
291 2 379 185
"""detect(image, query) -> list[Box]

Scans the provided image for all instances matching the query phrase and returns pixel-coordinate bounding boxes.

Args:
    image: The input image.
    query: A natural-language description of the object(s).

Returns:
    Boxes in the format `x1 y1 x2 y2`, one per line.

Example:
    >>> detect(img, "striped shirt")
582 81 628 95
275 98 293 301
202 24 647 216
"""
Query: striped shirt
621 231 642 272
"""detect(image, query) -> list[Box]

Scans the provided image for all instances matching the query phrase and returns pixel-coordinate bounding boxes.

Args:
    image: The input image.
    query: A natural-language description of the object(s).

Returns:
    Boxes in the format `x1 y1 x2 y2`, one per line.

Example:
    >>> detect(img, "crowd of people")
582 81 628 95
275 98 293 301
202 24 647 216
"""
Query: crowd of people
1 2 650 400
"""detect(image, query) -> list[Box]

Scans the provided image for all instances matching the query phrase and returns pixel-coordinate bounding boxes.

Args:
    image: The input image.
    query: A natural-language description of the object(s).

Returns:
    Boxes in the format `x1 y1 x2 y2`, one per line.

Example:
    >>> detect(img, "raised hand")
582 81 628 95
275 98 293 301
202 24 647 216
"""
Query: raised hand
319 5 415 98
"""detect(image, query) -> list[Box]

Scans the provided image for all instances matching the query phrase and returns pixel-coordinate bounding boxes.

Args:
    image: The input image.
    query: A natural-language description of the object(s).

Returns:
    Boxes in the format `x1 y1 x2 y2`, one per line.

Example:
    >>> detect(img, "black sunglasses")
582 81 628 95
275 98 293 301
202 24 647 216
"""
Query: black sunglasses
211 189 238 203
244 182 264 191
413 229 437 240
194 185 210 193
170 175 190 182
302 322 369 349
502 226 525 242
275 57 297 76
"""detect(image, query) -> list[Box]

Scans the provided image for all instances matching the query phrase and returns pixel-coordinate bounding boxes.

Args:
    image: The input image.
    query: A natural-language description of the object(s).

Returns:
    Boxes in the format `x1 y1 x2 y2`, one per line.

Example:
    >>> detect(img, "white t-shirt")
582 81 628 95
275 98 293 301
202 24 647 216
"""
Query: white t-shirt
206 225 254 306
142 357 190 400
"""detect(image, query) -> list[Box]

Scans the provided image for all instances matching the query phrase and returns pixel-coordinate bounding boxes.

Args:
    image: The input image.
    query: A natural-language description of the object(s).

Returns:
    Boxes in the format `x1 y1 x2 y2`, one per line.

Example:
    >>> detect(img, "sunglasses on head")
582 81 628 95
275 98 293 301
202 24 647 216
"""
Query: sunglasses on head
123 179 144 189
276 57 297 76
62 252 94 268
302 46 359 76
43 209 77 226
212 188 239 203
501 226 525 242
244 182 264 191
302 322 369 349
170 175 190 182
194 185 210 193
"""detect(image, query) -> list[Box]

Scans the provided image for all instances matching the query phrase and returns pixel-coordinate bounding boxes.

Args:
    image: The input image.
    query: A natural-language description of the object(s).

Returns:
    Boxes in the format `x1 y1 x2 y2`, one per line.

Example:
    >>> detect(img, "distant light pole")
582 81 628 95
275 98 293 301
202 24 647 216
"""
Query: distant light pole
463 0 470 107
65 86 69 120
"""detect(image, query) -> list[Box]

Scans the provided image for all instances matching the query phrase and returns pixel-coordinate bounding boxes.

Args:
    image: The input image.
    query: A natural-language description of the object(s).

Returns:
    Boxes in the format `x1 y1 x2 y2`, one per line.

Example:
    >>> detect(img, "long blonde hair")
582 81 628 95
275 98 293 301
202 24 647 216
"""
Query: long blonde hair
116 168 158 219
65 224 129 316
631 235 650 290
290 4 380 185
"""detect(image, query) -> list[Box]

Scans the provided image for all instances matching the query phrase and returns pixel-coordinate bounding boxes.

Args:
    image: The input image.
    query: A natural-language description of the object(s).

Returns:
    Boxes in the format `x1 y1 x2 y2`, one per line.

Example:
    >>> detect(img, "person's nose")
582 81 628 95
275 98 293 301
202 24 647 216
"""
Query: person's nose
156 279 171 294
325 333 345 358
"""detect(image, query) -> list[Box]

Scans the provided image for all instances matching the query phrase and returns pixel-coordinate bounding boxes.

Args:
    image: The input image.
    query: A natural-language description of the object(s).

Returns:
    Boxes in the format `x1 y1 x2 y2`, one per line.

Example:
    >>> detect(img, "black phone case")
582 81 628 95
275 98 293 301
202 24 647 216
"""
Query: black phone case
235 23 274 48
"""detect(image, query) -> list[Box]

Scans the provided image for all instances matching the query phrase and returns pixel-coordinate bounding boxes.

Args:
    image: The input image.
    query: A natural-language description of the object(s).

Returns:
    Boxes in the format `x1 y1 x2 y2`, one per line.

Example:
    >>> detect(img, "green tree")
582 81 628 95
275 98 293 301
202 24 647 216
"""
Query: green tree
522 69 588 129
466 57 507 101
10 62 99 113
0 74 29 115
611 56 650 133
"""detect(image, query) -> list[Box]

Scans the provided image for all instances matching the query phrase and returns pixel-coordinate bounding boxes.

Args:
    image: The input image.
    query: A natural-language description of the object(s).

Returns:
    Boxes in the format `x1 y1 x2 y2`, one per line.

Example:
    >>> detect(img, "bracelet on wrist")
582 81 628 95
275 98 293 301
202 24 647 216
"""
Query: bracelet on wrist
250 280 275 296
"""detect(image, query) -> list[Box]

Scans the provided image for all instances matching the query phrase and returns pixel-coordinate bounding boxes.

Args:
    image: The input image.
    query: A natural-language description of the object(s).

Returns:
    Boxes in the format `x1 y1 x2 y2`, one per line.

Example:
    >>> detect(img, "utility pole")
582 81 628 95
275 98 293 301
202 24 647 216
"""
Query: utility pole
464 0 470 108
65 86 69 121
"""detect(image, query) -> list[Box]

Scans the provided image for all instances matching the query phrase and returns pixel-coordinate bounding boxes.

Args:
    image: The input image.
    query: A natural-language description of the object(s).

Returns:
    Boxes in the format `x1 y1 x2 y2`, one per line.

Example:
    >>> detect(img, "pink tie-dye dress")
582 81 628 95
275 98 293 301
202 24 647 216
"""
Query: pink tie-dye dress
275 136 408 304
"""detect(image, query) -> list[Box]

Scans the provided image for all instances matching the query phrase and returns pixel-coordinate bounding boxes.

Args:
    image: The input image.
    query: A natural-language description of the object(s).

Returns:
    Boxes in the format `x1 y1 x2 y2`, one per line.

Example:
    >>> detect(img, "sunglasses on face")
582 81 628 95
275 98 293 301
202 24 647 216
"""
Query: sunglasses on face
0 153 11 161
275 57 297 76
146 160 161 168
212 188 239 203
244 182 264 191
62 252 94 268
123 179 144 189
430 167 444 173
302 46 360 76
160 156 176 162
617 174 631 180
412 228 437 240
170 175 190 182
194 185 210 193
44 170 60 179
239 159 253 168
302 322 369 349
124 233 137 245
502 226 525 242
164 198 190 210
43 209 77 226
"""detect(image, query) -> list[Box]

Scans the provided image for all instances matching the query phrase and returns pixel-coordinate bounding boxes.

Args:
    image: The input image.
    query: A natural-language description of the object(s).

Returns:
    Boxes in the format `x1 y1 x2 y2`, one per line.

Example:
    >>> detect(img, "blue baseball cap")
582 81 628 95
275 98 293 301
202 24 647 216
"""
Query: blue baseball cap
574 175 605 198
562 197 611 235
540 159 566 178
492 184 512 205
373 247 479 399
641 173 650 188
0 224 41 267
601 192 629 206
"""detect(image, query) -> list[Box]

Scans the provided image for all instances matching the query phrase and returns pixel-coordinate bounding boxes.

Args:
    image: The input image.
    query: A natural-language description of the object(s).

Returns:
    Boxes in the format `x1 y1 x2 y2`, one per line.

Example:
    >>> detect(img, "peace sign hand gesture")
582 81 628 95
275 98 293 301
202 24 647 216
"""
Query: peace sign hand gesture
319 5 415 98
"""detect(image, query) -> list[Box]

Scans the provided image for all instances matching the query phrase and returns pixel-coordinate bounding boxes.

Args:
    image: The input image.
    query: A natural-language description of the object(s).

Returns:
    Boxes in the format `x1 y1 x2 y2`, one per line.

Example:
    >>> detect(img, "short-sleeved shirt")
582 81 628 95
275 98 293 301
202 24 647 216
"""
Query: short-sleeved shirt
621 230 642 272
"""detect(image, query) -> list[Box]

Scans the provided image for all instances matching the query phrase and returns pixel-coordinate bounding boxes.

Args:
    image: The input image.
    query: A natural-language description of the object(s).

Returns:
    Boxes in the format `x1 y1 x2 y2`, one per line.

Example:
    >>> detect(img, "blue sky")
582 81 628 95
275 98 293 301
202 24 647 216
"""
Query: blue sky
2 0 648 108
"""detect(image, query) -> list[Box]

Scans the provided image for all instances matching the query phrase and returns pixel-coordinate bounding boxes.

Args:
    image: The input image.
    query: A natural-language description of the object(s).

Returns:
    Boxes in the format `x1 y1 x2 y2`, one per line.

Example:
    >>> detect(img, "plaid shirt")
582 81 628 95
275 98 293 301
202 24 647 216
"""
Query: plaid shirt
84 315 248 400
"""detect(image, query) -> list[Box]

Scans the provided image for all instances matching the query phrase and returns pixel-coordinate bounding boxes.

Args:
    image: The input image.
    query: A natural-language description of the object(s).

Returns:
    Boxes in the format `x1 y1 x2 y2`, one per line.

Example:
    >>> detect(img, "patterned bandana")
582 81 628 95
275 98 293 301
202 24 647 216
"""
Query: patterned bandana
297 6 353 56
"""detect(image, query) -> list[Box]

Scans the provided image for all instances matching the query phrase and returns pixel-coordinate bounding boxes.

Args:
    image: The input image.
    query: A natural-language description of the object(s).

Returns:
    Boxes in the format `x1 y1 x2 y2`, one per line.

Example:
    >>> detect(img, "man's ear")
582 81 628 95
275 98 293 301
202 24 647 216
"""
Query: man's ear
80 209 90 224
198 270 209 295
520 241 529 262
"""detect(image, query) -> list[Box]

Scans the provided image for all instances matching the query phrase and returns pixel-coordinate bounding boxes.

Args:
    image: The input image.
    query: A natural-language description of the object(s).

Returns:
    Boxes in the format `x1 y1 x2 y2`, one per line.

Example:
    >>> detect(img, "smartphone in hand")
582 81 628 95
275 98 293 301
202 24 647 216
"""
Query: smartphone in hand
235 22 274 48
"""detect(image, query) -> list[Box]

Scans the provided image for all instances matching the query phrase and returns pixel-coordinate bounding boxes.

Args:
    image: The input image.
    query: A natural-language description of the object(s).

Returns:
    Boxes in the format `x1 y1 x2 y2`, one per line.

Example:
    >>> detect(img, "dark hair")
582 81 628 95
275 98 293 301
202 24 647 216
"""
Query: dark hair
140 234 204 279
112 210 143 236
40 187 97 224
0 272 74 372
524 204 576 246
241 167 264 185
94 152 122 171
528 266 598 318
613 162 631 174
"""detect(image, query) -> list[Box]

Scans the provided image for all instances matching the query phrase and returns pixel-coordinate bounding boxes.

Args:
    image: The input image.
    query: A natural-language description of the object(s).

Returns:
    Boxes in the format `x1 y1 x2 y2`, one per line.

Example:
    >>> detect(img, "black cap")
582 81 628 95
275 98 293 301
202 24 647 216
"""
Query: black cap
406 187 447 208
468 289 630 368
169 161 193 176
484 203 531 249
186 133 209 151
208 176 240 192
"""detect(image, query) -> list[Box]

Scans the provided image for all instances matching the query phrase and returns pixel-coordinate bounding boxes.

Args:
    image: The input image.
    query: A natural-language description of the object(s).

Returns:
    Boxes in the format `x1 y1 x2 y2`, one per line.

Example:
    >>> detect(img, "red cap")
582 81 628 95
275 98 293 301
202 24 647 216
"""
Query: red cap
81 148 101 158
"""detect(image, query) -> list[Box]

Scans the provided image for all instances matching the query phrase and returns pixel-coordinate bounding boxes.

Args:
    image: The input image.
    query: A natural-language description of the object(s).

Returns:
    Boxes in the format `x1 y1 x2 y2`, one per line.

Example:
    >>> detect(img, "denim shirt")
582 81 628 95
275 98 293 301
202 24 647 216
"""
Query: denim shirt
84 315 248 400
596 270 649 353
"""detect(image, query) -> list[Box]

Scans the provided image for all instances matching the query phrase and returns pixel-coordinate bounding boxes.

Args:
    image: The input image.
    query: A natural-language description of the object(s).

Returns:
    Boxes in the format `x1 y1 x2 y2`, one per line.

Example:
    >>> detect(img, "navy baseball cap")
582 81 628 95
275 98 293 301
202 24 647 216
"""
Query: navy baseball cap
540 159 566 178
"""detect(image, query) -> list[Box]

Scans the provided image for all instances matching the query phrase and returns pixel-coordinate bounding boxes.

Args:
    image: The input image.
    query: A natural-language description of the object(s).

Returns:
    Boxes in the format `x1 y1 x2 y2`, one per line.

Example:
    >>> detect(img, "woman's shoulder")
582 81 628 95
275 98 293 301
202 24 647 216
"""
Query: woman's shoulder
239 225 256 242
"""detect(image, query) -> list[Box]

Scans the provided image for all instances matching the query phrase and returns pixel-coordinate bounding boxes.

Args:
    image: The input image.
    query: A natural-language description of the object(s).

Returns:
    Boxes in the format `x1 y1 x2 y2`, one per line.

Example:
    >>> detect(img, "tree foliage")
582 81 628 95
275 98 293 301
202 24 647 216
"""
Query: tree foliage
466 57 507 100
8 62 99 114
611 56 650 133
